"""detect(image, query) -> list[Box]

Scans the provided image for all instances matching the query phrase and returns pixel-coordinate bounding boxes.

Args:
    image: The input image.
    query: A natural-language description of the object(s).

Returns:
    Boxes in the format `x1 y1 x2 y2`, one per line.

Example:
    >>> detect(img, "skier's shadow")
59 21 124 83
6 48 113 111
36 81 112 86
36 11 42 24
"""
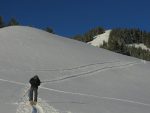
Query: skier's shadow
32 106 38 113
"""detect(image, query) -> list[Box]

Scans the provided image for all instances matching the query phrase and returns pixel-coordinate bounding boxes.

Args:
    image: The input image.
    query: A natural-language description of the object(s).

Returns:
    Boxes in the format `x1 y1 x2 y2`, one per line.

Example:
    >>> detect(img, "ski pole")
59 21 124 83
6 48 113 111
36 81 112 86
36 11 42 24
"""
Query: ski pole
40 79 58 83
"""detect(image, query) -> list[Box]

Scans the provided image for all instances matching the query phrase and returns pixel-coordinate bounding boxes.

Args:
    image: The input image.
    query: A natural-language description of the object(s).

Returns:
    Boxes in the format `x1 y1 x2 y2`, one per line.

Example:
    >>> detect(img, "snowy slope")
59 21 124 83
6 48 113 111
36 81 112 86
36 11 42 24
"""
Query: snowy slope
89 30 150 52
0 26 150 113
128 43 150 51
88 30 111 47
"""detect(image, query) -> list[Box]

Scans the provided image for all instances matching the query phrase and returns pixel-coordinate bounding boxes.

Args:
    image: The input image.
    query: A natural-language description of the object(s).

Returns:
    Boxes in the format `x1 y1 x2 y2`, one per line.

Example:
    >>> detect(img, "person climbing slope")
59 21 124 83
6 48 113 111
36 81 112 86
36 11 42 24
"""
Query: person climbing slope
29 75 41 105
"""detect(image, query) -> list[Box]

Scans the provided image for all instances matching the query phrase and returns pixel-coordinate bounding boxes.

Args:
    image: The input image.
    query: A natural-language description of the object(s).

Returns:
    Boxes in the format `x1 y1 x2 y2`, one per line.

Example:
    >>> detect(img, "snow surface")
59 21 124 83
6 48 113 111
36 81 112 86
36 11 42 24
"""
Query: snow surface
0 26 150 113
128 43 150 51
88 30 111 47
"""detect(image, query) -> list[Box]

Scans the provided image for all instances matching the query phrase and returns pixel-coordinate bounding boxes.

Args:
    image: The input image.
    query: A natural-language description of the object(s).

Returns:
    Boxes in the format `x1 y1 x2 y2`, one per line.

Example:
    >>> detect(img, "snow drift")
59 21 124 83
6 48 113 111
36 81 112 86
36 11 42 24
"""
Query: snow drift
0 26 150 113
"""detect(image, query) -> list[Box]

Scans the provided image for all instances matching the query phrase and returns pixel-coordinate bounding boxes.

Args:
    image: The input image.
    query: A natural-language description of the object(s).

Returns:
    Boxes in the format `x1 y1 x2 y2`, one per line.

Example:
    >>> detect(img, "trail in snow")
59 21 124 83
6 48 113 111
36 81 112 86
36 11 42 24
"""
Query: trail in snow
33 60 120 72
16 85 69 113
35 105 44 113
1 74 150 108
40 86 150 107
0 60 149 111
31 104 45 113
32 105 38 113
0 60 119 73
0 61 139 87
0 78 26 85
41 61 140 83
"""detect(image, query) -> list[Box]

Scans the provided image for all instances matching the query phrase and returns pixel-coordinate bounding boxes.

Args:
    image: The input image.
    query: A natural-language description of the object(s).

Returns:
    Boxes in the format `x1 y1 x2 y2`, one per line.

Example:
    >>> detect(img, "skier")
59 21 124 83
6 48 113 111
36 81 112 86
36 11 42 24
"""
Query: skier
29 75 41 105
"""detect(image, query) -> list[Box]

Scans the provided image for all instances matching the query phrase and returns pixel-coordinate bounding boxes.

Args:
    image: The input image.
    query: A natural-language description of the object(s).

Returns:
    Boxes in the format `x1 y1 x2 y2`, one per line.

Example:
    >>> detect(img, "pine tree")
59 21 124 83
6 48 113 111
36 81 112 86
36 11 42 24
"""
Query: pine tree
45 27 54 33
73 35 84 41
8 18 19 26
0 16 4 28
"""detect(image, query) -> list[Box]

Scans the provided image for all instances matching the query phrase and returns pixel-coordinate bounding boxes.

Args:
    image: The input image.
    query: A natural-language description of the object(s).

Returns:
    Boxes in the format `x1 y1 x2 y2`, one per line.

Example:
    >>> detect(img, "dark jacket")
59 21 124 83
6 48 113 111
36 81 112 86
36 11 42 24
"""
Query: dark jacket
29 75 41 88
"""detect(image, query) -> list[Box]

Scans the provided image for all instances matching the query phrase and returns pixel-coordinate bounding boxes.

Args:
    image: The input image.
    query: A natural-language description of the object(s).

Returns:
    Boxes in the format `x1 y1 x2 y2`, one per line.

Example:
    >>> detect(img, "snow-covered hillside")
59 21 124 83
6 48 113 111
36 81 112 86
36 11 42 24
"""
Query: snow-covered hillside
89 30 150 52
0 26 150 113
88 30 111 47
128 43 150 51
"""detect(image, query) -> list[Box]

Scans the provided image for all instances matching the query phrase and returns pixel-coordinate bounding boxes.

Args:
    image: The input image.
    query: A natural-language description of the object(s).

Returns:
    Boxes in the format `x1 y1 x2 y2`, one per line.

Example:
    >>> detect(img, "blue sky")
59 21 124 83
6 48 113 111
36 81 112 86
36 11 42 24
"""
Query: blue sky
1 0 150 37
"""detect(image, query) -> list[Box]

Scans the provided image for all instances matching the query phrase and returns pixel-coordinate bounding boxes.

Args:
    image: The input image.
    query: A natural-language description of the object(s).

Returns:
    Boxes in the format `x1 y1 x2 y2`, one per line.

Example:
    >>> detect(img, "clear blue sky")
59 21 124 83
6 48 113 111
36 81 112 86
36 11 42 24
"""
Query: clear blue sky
1 0 150 37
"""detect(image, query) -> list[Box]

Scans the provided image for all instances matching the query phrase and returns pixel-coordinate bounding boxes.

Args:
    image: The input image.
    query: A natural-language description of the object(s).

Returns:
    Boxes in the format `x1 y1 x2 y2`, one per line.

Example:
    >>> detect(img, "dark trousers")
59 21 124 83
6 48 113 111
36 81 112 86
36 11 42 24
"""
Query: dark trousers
29 87 38 102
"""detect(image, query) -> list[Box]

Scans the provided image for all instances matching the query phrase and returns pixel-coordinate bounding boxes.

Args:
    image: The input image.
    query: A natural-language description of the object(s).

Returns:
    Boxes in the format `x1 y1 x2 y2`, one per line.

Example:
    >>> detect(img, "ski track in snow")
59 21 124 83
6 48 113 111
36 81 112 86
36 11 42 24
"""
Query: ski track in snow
40 86 150 107
0 60 149 113
16 85 69 113
1 60 150 109
35 104 44 113
33 60 120 72
41 61 140 83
